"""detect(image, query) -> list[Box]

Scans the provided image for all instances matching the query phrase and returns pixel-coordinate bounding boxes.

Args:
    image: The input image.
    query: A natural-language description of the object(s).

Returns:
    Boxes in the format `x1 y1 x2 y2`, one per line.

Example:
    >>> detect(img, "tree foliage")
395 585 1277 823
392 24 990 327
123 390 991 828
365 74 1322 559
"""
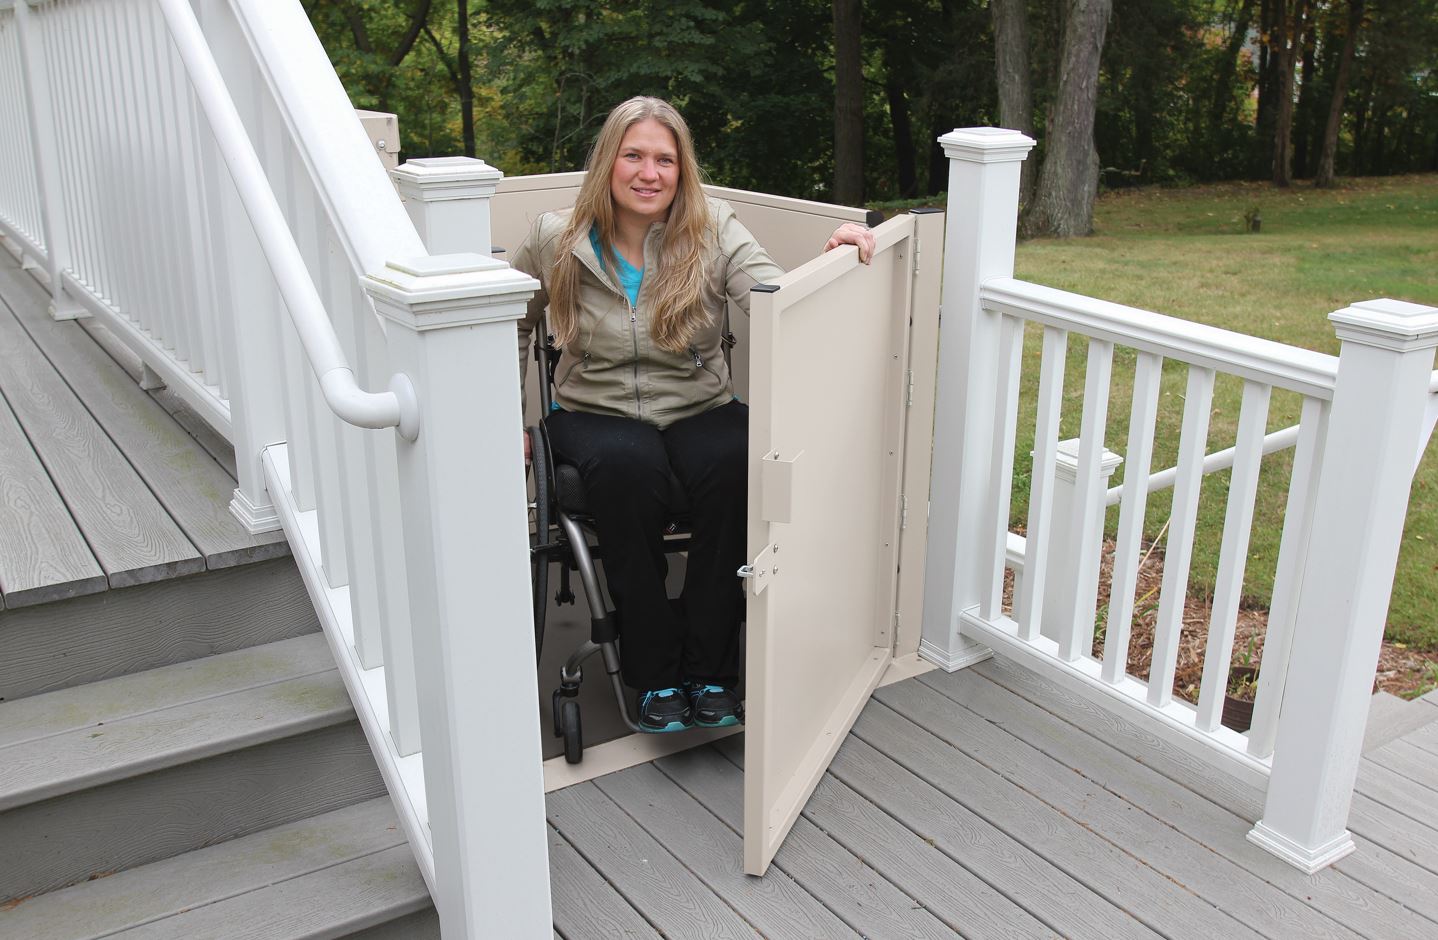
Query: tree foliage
305 0 1438 216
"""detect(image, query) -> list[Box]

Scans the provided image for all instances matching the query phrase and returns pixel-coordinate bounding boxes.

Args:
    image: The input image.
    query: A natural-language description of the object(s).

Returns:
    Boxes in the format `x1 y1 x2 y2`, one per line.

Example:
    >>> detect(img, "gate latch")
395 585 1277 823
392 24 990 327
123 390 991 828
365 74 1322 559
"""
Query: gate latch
737 542 776 596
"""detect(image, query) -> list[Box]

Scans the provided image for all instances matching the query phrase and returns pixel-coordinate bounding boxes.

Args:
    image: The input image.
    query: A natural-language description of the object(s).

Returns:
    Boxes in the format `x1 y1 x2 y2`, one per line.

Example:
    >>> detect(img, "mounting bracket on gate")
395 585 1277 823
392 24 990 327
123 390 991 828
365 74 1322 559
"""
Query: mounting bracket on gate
737 543 776 596
760 449 802 523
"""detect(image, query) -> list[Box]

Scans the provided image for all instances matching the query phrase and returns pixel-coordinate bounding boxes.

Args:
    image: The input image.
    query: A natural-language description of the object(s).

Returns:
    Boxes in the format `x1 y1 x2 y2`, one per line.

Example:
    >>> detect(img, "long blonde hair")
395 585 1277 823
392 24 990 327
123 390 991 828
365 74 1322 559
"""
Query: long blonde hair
548 97 712 354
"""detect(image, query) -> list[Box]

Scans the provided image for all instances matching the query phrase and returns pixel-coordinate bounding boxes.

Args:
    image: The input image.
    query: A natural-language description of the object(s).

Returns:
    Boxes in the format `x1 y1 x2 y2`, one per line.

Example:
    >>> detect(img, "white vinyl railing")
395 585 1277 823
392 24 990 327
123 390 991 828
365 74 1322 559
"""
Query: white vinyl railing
922 128 1438 875
0 1 551 936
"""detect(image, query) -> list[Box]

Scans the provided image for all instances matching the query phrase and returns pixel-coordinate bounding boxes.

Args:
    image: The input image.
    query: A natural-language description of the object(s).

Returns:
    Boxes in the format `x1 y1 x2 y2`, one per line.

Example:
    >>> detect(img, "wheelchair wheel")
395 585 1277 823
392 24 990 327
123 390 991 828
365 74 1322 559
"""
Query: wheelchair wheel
560 699 583 764
551 688 564 738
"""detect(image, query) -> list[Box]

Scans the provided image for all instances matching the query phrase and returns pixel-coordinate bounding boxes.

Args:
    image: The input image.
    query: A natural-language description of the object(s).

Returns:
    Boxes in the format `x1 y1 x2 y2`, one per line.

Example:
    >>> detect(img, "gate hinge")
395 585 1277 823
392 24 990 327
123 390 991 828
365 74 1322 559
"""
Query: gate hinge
905 369 914 407
900 495 909 531
737 542 776 595
913 237 921 274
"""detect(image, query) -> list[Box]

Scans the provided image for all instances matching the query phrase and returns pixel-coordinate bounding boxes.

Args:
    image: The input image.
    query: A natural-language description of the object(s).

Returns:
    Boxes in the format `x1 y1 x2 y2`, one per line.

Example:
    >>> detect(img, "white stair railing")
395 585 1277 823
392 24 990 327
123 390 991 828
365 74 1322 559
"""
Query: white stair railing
0 1 552 936
923 126 1438 874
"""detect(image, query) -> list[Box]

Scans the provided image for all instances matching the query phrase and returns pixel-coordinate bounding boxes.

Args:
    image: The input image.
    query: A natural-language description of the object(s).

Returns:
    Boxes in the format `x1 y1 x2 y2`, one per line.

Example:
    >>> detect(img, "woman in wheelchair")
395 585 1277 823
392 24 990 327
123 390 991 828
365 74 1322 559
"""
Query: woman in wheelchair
514 96 874 736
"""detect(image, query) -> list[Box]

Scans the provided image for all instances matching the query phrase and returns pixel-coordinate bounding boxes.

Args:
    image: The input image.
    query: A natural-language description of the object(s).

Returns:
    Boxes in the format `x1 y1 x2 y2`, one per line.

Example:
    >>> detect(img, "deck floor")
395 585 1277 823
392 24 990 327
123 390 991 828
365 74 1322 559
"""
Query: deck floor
547 657 1438 940
0 250 285 611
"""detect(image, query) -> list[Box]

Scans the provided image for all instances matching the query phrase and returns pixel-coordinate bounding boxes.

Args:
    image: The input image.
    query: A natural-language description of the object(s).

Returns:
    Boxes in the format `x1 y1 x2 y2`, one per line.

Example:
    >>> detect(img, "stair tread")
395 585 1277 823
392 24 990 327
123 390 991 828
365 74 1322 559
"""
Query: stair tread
117 844 429 940
0 663 354 811
1364 690 1438 753
0 798 416 940
0 633 334 749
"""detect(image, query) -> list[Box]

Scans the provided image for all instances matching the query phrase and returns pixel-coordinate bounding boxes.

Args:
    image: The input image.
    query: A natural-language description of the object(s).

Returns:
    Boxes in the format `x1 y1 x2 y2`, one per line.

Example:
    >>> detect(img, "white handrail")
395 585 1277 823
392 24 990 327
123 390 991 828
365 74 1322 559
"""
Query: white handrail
155 0 418 440
982 277 1340 399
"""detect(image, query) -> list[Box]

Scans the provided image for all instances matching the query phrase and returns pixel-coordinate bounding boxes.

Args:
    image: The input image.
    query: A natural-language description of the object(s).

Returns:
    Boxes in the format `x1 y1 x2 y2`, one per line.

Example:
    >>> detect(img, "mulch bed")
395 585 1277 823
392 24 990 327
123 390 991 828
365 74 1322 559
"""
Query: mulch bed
1001 536 1438 702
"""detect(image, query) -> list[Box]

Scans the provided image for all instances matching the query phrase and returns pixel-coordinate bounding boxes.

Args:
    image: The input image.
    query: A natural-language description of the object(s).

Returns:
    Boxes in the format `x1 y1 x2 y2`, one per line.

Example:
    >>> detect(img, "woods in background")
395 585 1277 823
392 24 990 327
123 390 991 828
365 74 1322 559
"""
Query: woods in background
305 0 1438 237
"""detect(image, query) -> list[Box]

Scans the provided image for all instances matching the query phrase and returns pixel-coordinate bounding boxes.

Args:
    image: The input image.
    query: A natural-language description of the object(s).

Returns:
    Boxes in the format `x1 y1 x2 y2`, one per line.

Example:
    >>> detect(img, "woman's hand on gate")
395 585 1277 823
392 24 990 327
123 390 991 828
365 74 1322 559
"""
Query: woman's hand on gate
824 222 875 264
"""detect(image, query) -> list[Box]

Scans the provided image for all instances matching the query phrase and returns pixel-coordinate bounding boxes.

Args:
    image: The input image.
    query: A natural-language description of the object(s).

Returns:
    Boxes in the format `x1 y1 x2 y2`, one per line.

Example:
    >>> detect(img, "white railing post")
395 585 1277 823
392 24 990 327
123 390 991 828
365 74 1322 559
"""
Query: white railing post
393 156 503 257
1040 439 1122 653
1249 298 1438 873
364 254 550 938
13 0 84 320
921 127 1035 671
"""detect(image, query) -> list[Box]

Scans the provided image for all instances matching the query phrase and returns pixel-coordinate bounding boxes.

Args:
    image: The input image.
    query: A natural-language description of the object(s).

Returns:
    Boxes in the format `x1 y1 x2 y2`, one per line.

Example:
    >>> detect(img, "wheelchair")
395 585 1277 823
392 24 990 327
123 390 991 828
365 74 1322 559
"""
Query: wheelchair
527 330 739 764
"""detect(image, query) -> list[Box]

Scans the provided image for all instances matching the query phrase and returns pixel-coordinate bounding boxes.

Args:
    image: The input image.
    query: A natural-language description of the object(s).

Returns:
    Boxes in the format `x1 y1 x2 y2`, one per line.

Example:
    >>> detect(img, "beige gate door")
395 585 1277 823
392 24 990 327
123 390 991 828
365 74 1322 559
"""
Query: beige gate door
742 215 918 876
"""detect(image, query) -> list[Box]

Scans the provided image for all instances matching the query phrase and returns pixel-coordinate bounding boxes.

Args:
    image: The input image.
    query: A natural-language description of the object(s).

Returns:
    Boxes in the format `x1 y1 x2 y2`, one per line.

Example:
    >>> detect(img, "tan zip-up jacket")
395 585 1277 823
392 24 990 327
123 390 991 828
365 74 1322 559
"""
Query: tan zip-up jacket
512 197 783 429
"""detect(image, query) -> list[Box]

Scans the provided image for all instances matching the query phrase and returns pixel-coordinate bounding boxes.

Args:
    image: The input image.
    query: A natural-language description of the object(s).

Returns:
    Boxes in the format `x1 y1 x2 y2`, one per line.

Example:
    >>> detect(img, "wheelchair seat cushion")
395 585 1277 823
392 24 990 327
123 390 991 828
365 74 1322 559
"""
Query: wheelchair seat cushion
554 462 690 516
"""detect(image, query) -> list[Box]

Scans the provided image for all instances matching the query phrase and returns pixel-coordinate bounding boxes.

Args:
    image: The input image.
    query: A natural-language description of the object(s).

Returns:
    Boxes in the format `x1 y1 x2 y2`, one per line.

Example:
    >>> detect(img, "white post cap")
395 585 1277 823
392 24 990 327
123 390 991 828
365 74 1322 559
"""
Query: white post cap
1051 438 1123 484
364 253 539 330
392 156 504 201
1329 298 1438 351
938 127 1037 163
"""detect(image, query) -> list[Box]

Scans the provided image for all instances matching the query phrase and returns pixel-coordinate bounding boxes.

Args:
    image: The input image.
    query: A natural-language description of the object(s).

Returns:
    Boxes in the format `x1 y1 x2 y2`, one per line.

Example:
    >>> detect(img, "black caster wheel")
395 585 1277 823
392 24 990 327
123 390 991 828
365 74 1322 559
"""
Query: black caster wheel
551 689 564 738
561 699 583 764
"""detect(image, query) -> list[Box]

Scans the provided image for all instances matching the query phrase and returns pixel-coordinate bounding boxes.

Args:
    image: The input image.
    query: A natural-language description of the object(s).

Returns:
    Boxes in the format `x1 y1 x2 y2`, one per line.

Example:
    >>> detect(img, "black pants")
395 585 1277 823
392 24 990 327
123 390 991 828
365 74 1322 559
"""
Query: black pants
545 400 747 691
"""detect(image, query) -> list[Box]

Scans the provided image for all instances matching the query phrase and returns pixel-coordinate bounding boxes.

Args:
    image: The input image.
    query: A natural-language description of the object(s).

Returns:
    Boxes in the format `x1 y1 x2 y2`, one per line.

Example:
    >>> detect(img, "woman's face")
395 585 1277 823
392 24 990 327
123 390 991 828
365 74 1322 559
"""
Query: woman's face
609 118 680 228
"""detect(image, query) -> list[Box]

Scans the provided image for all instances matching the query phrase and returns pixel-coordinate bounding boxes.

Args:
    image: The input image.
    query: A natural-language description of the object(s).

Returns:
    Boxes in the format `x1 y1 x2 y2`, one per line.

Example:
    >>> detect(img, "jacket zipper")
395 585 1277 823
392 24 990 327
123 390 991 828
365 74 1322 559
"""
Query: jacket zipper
629 301 641 416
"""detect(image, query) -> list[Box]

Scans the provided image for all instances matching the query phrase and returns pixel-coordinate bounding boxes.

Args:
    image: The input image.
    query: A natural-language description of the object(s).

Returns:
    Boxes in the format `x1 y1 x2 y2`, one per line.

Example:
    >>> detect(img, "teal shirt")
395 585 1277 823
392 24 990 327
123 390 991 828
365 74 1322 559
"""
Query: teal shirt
589 227 643 306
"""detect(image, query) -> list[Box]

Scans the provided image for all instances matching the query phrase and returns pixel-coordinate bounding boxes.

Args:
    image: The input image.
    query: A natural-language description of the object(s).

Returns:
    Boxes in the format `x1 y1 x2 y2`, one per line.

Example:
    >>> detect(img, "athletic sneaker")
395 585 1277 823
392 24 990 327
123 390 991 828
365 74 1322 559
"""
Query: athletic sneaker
685 682 743 728
637 688 693 733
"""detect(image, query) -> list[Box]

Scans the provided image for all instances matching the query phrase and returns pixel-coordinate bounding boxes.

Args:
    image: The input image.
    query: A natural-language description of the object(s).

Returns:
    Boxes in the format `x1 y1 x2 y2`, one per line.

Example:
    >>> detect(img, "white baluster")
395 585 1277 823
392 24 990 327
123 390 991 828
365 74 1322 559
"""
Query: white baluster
1250 299 1438 873
1195 380 1271 731
980 314 1024 621
921 127 1034 671
1019 325 1067 642
13 0 84 320
1058 338 1117 661
1147 365 1215 708
1248 395 1328 757
365 255 551 939
1103 351 1163 684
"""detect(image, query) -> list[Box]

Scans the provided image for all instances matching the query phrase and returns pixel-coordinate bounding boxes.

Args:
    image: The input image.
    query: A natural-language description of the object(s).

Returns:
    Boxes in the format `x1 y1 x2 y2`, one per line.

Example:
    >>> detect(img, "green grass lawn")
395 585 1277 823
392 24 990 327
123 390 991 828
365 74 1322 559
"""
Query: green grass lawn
1008 174 1438 649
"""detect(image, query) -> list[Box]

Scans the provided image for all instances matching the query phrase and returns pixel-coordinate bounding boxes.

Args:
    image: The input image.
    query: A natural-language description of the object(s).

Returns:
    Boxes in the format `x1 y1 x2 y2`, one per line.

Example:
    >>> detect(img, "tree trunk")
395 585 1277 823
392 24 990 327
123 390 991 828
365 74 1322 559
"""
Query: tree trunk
1292 7 1317 177
832 0 864 204
990 0 1035 208
1272 0 1308 187
1255 0 1277 176
1315 0 1363 187
1023 0 1111 238
1208 0 1256 142
885 76 918 198
457 0 474 157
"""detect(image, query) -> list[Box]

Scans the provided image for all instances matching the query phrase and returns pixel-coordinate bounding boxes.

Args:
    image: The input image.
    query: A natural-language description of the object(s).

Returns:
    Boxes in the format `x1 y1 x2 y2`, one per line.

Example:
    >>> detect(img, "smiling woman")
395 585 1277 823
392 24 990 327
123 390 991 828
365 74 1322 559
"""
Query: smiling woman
511 96 872 734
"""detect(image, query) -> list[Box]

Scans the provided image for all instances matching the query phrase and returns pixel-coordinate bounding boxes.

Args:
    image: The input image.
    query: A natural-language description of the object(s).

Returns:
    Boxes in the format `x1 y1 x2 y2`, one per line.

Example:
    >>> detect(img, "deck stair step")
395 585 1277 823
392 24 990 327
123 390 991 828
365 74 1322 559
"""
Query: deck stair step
0 634 387 904
0 798 437 940
1364 690 1438 753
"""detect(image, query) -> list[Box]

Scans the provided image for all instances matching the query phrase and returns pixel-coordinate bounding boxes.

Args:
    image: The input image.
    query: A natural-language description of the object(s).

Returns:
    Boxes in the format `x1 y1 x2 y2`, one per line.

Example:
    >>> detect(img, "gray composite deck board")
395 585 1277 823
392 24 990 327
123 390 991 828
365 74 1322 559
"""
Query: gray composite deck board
1363 692 1437 752
0 555 319 701
961 660 1438 940
0 723 385 904
0 632 334 748
110 844 430 939
878 676 1361 940
1354 759 1437 828
547 781 762 939
0 669 353 810
1347 791 1438 876
548 825 662 939
594 762 861 939
1405 719 1438 755
0 797 405 939
715 736 1054 939
1366 738 1438 793
0 303 203 589
844 707 1242 940
0 263 284 569
0 387 107 608
655 745 958 940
